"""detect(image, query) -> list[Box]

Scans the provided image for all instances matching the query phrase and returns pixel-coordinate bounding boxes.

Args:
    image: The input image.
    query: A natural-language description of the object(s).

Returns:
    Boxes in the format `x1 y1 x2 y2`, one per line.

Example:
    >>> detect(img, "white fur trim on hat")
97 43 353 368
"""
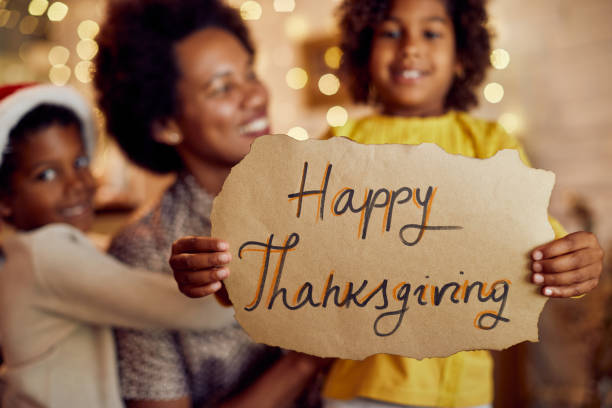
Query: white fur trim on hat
0 84 96 167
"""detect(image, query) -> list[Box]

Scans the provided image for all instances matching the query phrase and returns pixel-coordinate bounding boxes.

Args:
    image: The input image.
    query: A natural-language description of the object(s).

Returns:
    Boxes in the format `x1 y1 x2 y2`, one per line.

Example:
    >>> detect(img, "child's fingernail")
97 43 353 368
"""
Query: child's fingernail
533 274 544 284
532 250 543 261
543 287 553 296
218 253 230 263
532 262 542 273
217 241 228 251
216 269 229 279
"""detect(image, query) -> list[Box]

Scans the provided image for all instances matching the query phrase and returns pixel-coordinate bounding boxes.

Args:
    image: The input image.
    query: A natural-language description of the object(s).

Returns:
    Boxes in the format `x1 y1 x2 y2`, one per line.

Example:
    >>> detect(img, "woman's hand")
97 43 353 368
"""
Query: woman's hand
530 231 603 297
170 236 231 298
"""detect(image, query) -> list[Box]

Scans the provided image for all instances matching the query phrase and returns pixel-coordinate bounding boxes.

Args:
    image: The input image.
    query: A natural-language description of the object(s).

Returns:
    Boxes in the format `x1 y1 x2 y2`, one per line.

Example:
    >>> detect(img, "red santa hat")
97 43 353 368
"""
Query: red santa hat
0 83 96 166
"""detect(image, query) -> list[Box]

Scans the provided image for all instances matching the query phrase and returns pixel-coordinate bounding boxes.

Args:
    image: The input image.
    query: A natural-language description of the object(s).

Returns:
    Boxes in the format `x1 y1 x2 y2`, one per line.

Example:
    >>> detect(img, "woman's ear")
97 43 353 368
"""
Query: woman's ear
152 120 183 146
0 198 13 222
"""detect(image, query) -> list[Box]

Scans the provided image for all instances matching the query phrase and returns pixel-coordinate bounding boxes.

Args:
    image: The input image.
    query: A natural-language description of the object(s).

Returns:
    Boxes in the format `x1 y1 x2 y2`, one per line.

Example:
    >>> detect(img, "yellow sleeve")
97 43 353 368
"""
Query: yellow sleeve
549 216 567 239
475 120 532 166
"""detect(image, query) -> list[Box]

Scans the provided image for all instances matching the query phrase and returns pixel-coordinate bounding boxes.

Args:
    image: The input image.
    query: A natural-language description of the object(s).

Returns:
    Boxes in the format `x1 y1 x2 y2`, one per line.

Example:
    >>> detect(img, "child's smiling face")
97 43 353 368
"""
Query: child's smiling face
369 0 460 117
0 124 96 231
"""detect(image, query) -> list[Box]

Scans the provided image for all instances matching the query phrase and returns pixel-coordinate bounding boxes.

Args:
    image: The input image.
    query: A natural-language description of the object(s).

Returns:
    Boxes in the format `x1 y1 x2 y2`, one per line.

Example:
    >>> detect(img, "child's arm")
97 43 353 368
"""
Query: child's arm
530 231 603 297
170 236 231 299
16 225 233 330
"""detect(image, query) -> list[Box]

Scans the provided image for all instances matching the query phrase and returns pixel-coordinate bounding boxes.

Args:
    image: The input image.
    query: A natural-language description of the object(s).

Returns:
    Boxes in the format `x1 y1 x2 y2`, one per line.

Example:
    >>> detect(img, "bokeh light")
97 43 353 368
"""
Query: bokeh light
77 39 98 60
273 0 295 12
285 15 309 41
240 1 262 20
49 65 71 85
0 10 10 27
324 46 342 69
47 1 68 22
286 67 308 90
498 112 524 134
490 48 510 70
327 106 348 127
28 0 48 16
2 10 19 28
19 15 38 34
78 19 99 40
318 73 340 96
483 82 504 104
48 45 69 66
287 126 309 141
74 61 94 83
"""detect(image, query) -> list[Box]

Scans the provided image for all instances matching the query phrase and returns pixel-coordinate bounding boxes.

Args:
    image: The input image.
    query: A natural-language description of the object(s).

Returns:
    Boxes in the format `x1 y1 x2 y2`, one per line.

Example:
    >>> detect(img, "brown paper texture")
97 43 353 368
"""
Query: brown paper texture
211 135 555 360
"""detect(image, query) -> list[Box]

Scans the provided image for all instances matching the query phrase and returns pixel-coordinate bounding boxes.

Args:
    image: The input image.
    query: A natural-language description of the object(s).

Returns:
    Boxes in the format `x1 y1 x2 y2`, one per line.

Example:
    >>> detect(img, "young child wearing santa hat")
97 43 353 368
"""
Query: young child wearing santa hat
0 83 231 408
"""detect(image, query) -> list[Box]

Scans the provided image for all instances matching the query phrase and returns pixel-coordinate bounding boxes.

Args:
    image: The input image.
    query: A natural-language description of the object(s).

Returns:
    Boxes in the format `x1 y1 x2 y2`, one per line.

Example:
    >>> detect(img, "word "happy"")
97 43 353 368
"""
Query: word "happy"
287 162 463 246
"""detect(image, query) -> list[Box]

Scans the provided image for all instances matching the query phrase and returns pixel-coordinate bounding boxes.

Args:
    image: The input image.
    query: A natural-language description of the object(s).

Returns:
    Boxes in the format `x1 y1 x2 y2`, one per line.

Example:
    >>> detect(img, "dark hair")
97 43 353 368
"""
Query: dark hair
337 0 491 111
94 0 254 173
0 104 82 194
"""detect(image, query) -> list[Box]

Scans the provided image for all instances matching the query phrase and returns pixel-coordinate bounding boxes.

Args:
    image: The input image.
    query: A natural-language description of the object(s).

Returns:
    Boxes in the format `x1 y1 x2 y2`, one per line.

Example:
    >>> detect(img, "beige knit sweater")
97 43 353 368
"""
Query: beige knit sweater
0 224 234 408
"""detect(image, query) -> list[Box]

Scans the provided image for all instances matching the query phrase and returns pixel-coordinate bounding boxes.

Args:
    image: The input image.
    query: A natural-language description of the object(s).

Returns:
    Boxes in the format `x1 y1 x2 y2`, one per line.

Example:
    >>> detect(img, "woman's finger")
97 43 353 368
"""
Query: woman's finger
176 268 229 286
179 281 223 298
170 252 231 271
171 236 229 255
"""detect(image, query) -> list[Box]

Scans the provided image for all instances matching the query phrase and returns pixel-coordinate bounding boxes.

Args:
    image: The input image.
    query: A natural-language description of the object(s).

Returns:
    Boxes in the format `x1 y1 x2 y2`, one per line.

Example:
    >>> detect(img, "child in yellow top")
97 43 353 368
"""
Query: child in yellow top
321 0 602 406
169 0 604 407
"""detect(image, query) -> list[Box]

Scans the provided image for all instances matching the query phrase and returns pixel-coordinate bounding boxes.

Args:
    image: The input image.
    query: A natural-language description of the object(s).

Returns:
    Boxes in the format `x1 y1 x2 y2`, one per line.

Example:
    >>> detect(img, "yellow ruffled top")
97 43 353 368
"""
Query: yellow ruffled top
322 111 565 407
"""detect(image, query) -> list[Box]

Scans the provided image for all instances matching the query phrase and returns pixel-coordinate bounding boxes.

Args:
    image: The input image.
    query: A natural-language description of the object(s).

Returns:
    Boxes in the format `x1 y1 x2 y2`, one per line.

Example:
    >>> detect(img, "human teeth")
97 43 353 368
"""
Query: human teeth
401 70 421 79
62 205 86 217
240 117 269 134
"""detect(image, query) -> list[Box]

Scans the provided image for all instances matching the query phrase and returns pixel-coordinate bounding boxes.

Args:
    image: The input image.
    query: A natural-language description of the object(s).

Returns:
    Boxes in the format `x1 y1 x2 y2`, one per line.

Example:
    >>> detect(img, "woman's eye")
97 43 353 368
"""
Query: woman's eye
210 82 234 96
75 156 90 169
424 30 442 39
36 168 57 182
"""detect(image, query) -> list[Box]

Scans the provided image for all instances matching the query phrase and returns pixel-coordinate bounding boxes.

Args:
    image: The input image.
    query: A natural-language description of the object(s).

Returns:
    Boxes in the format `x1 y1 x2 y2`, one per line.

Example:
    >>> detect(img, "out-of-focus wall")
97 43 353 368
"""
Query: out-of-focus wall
479 0 612 248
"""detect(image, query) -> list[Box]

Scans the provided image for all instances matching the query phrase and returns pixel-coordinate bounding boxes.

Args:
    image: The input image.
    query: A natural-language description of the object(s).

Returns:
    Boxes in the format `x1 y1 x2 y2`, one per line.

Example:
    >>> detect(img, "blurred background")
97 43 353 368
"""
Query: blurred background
1 0 611 406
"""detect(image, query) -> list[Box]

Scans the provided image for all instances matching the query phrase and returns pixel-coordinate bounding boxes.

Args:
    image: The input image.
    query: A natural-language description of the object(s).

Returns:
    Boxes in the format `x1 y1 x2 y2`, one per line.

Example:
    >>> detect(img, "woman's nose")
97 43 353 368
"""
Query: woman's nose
242 81 268 110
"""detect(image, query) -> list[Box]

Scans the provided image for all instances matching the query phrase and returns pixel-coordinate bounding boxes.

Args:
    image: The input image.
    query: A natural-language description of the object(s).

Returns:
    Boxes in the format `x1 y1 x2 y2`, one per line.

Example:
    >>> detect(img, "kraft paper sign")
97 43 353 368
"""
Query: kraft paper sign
211 135 555 360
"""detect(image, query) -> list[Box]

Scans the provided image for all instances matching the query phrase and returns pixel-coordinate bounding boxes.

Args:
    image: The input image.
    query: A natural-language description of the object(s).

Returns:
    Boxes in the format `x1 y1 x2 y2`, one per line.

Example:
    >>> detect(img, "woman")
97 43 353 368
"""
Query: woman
94 1 326 407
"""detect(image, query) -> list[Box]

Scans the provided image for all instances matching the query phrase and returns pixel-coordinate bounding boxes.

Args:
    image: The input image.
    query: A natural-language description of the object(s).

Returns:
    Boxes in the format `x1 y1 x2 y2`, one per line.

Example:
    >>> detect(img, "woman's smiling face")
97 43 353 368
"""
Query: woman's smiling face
169 28 270 168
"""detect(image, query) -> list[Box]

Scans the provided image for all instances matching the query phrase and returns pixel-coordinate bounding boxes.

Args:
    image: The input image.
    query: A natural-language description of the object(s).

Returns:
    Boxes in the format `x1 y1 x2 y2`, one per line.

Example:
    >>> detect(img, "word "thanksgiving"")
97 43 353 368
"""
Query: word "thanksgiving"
239 233 511 336
287 162 463 246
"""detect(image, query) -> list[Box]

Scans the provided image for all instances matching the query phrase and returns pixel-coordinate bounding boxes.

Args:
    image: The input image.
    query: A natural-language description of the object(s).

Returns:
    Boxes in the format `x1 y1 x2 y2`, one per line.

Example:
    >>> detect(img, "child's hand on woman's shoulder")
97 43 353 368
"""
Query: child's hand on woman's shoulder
170 236 231 298
531 231 604 297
